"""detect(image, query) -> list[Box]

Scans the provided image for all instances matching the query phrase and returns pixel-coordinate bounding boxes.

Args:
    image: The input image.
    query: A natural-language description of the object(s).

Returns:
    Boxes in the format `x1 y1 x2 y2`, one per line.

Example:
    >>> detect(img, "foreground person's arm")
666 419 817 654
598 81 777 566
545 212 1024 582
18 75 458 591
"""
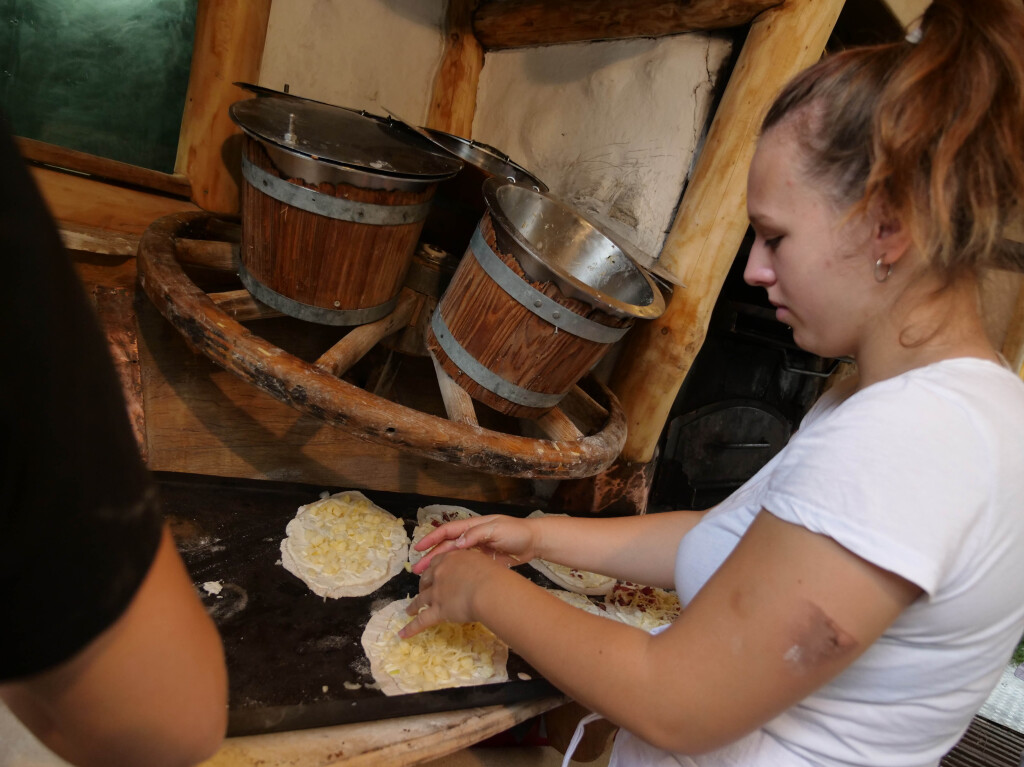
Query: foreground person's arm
0 527 228 767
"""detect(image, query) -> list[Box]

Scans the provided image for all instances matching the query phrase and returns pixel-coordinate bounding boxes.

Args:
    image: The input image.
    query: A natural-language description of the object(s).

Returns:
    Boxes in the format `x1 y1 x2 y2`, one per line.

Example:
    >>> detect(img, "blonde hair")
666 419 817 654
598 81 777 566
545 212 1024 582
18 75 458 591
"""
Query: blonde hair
763 0 1024 277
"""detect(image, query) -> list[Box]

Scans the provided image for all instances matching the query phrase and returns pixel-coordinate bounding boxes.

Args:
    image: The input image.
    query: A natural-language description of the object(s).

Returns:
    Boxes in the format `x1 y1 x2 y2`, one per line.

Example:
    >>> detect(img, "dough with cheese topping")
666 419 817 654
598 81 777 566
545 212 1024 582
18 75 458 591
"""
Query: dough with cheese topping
526 511 616 596
280 491 409 598
361 598 509 696
409 504 480 566
604 581 681 631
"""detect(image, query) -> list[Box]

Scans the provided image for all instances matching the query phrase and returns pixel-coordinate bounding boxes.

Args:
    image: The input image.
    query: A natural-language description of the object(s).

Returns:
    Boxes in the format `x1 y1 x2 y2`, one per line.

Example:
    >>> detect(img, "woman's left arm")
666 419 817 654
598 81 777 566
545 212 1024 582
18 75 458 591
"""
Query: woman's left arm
405 509 921 755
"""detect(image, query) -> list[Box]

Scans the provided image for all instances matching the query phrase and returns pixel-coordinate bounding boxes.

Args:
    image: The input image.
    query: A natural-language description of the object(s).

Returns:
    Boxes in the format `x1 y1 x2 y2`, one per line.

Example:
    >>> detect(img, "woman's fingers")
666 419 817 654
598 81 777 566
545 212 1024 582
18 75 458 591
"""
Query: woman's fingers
400 596 441 638
414 517 486 551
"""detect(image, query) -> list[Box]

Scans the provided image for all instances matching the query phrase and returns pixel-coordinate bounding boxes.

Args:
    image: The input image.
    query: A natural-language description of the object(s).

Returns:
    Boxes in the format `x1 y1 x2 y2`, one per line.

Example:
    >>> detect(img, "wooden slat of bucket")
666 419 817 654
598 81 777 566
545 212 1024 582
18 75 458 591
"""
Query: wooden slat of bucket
240 139 434 313
209 289 283 321
429 214 632 419
432 353 479 426
315 290 421 378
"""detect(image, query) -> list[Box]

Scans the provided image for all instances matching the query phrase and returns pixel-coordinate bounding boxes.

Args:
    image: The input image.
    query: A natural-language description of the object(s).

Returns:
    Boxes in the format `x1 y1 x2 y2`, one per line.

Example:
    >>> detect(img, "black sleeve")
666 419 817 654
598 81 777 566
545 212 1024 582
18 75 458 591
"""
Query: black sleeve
0 114 164 680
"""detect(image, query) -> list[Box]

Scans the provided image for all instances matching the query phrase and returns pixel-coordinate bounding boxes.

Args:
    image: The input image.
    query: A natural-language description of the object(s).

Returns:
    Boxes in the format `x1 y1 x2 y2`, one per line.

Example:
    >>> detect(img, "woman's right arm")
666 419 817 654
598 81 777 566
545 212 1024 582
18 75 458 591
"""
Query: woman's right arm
412 508 709 588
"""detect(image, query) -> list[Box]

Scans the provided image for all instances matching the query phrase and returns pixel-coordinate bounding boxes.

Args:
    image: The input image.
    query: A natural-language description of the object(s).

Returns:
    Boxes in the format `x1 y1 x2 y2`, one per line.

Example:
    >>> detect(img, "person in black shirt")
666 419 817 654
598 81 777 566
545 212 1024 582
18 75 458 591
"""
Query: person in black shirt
0 114 227 767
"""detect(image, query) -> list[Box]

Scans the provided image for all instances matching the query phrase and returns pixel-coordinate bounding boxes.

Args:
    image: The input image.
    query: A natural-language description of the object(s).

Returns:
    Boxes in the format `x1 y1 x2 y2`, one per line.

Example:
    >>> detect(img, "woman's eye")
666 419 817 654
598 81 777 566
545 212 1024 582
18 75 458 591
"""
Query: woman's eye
764 236 782 250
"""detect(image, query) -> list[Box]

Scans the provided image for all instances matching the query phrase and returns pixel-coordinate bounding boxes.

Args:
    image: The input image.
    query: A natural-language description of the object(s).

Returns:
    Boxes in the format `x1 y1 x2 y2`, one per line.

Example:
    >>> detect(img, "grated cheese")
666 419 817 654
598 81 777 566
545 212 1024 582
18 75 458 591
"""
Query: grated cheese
280 491 409 598
363 598 508 695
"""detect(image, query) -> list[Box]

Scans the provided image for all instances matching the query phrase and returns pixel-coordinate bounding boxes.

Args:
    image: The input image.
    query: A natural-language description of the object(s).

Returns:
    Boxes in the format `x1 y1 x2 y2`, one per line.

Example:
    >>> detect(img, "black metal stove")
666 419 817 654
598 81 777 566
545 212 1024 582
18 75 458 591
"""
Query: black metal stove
649 231 847 511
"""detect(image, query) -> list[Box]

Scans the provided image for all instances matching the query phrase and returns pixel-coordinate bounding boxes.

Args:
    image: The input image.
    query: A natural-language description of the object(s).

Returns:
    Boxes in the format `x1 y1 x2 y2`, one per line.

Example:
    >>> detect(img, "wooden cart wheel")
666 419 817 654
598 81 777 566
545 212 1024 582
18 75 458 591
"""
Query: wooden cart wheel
137 212 628 479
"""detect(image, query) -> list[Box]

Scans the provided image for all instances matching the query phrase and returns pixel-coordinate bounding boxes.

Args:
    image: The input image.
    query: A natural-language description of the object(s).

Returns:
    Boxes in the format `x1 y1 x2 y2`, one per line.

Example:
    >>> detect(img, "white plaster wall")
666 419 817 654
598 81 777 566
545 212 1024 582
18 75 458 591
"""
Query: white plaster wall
258 0 446 121
472 35 733 262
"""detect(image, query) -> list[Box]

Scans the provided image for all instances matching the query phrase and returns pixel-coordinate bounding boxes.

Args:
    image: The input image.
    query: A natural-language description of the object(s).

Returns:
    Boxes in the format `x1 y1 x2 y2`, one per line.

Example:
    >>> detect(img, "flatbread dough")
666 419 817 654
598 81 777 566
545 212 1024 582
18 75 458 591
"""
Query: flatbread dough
526 511 616 596
361 598 509 696
280 490 409 598
548 588 615 619
604 581 681 631
408 504 480 567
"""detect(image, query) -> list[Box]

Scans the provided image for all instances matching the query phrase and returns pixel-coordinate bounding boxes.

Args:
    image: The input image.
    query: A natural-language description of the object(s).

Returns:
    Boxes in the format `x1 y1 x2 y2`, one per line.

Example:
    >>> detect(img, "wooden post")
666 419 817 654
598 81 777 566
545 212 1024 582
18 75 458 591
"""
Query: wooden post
426 0 483 137
611 0 845 466
176 0 272 215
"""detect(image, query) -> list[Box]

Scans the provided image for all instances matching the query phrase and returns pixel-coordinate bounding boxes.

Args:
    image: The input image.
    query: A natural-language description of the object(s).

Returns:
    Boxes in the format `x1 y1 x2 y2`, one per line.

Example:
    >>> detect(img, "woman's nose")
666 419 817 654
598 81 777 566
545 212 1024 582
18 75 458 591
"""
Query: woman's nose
743 243 775 287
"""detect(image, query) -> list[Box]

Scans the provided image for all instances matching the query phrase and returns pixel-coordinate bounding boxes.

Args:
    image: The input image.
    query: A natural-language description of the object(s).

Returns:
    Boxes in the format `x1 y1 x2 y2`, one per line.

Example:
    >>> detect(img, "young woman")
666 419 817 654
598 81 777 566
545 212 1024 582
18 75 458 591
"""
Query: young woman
404 1 1024 764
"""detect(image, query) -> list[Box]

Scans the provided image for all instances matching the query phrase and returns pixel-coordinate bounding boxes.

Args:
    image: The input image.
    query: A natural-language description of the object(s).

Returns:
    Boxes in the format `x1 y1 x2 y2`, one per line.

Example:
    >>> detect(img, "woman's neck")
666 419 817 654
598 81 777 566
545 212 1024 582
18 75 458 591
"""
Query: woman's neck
853 272 1000 390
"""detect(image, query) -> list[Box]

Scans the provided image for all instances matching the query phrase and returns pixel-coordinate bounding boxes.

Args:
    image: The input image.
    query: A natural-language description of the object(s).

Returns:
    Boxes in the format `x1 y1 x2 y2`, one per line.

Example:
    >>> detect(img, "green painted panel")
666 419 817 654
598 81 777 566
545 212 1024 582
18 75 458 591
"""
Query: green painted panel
0 0 198 174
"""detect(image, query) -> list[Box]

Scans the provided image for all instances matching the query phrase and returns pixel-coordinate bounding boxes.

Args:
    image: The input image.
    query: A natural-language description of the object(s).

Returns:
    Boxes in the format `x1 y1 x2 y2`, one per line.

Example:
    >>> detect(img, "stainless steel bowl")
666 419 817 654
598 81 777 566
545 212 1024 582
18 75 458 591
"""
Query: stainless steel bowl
482 179 666 320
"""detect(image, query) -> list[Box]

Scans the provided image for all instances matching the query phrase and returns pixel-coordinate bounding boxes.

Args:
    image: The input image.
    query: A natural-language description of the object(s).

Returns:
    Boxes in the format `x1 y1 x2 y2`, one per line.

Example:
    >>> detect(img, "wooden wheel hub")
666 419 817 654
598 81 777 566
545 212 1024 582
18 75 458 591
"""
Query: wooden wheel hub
136 212 627 479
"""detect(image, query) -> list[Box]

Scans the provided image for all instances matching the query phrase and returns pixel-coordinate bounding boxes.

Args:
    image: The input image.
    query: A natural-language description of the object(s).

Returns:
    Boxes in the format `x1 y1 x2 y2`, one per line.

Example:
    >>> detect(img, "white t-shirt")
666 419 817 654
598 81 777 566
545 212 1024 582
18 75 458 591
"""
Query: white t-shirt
612 358 1024 767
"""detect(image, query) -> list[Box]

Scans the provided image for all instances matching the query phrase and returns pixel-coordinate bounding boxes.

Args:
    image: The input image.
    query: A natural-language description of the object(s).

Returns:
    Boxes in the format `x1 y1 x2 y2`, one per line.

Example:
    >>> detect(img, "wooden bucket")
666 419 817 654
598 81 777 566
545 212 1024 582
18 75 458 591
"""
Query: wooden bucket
427 180 665 419
231 97 461 326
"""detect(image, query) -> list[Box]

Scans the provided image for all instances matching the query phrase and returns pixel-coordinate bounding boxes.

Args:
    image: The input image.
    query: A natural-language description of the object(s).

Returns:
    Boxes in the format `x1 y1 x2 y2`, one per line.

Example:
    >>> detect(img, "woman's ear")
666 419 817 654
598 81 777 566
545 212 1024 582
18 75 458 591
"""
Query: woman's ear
873 213 912 267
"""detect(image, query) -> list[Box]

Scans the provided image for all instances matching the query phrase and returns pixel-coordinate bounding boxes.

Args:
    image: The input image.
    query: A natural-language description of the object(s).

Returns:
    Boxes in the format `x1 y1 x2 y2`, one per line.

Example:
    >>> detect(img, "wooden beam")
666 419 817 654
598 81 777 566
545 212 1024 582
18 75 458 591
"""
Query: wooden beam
473 0 783 50
17 137 191 199
32 166 199 236
58 221 141 257
610 0 844 464
426 0 483 137
176 0 272 214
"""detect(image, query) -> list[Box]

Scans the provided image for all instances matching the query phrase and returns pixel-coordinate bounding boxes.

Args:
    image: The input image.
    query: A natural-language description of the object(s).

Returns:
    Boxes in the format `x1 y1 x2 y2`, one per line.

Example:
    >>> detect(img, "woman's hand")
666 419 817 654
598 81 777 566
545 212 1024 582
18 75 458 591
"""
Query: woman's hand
400 548 518 638
410 514 539 574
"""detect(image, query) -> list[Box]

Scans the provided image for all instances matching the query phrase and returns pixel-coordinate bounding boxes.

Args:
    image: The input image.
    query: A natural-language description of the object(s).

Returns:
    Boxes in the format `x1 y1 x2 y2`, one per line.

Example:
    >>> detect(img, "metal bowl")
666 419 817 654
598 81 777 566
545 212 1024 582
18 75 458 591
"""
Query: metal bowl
482 179 665 320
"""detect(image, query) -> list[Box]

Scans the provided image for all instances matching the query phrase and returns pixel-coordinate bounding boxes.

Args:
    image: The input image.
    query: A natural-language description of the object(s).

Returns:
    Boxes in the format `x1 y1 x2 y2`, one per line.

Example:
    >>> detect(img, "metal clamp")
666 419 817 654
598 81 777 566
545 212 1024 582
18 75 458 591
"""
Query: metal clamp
238 263 397 326
242 156 431 225
430 309 563 409
469 227 629 344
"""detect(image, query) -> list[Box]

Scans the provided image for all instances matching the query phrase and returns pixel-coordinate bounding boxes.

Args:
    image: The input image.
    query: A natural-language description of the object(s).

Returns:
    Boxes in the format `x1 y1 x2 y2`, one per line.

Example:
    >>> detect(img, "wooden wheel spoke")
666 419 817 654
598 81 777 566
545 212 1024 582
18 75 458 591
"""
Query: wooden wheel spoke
175 238 237 271
535 408 583 442
431 352 479 426
316 290 420 378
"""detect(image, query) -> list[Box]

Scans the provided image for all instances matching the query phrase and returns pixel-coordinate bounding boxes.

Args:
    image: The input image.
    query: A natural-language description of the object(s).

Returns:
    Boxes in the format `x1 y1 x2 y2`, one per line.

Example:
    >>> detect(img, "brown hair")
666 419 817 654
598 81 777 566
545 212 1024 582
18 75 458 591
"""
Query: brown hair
762 0 1024 276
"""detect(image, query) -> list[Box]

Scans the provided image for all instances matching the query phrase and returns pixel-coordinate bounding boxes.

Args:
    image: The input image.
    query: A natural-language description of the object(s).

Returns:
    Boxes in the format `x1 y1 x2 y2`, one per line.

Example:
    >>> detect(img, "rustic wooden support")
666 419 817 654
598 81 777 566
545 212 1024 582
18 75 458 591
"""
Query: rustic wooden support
427 0 483 137
558 385 609 435
176 239 237 271
138 212 628 478
432 353 480 426
18 137 191 199
610 0 845 466
473 0 784 50
315 291 421 378
536 408 585 442
208 289 283 322
176 0 272 214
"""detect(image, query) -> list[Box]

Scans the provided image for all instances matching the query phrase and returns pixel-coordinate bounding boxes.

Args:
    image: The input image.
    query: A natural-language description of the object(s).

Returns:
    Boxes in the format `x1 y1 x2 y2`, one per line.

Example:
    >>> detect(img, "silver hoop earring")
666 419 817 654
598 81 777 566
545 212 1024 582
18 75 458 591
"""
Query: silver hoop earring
874 257 893 283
